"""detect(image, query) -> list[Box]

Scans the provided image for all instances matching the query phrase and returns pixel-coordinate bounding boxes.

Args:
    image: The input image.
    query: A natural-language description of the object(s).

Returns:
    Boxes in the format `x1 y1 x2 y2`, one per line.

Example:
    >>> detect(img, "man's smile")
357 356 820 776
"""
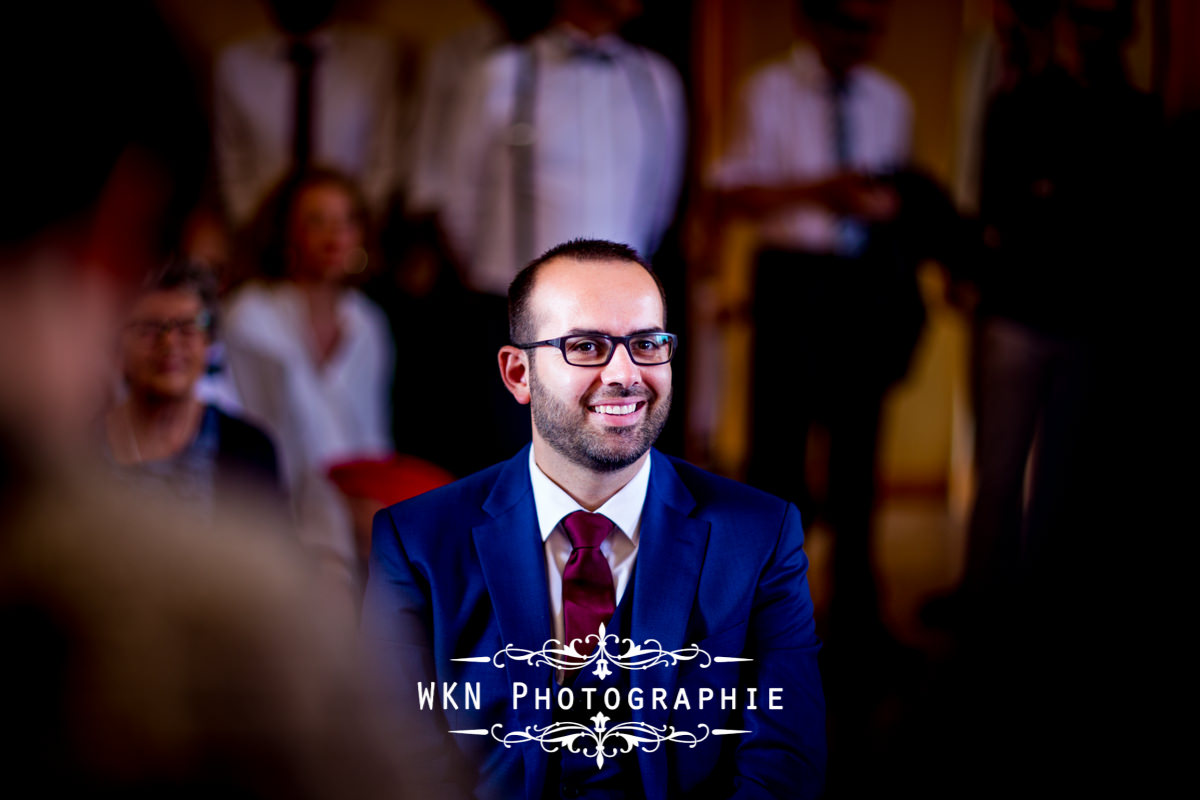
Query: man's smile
586 395 652 428
589 401 645 416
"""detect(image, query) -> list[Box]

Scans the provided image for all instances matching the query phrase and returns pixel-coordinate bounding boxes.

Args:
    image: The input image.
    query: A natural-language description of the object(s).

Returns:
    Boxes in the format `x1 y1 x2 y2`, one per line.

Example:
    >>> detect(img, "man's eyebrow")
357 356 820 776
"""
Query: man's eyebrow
561 327 667 336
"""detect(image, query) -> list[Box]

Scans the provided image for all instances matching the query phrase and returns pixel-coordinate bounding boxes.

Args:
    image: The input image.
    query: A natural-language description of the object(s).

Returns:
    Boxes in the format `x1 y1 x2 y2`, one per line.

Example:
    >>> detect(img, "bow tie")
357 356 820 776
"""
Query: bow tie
564 40 618 64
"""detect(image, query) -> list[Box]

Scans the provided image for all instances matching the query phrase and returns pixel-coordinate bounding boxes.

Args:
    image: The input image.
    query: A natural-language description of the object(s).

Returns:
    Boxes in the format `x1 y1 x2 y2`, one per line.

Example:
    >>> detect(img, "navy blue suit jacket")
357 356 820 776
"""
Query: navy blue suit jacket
361 447 825 799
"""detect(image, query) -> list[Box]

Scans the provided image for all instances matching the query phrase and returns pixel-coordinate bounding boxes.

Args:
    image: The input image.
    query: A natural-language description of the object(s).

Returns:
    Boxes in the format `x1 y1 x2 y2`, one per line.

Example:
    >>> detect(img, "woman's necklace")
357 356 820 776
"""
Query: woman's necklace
124 403 144 463
123 401 200 463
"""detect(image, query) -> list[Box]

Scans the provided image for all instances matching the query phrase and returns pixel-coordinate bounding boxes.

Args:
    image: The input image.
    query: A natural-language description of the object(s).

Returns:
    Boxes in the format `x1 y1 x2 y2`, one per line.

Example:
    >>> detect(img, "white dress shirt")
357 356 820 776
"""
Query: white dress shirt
709 45 912 253
528 448 651 646
214 27 404 227
442 25 687 296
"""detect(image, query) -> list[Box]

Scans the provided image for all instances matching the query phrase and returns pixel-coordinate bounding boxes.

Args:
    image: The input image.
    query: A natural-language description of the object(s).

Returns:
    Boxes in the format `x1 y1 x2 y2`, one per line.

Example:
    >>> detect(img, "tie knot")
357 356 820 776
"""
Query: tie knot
562 511 614 549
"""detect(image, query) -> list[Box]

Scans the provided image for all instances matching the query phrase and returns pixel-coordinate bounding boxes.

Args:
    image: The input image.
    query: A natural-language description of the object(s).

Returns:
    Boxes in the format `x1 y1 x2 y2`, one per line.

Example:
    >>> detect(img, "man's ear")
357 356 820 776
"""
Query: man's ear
498 345 531 405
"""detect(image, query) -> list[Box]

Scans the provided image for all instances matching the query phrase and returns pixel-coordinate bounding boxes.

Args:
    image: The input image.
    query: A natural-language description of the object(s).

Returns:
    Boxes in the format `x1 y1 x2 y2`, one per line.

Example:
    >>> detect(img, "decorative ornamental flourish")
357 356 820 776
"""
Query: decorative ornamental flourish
452 623 751 680
448 717 749 769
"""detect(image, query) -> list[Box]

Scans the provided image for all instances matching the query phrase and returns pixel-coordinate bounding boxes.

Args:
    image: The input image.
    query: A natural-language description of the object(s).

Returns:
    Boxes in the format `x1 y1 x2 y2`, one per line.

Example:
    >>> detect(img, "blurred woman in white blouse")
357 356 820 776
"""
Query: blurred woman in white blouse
223 168 394 587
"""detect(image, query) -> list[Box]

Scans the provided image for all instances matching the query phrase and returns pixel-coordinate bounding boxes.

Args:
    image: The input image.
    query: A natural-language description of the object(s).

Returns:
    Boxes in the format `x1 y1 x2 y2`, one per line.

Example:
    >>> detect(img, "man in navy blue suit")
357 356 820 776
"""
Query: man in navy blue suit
362 239 825 799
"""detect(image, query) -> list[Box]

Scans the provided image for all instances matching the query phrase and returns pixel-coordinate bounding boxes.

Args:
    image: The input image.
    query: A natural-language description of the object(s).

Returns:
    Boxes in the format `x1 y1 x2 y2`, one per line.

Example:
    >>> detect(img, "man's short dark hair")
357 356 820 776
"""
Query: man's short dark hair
507 239 667 344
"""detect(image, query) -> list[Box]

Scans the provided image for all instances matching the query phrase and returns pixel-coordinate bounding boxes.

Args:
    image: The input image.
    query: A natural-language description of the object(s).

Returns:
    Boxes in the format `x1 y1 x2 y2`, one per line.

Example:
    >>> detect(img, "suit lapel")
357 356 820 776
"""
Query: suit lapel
471 447 554 800
632 451 710 800
472 448 710 799
473 460 553 668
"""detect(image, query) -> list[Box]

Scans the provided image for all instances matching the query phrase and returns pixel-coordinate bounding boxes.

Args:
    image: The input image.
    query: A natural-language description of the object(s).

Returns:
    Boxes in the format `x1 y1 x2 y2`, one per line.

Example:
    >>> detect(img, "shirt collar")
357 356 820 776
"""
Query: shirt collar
528 447 650 545
546 23 627 62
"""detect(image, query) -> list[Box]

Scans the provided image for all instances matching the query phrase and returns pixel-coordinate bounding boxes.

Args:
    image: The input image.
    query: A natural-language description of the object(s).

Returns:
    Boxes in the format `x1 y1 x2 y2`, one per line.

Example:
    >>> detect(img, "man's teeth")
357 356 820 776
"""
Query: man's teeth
593 403 638 415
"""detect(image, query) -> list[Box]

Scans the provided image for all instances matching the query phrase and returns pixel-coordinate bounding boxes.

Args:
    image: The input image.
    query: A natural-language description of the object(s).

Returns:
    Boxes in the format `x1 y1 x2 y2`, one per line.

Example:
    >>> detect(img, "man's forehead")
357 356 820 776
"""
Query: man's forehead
530 257 665 332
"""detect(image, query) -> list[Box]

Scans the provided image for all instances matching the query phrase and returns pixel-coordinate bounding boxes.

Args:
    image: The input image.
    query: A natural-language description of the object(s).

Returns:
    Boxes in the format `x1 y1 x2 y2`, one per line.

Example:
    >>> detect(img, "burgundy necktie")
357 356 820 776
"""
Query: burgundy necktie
561 511 616 659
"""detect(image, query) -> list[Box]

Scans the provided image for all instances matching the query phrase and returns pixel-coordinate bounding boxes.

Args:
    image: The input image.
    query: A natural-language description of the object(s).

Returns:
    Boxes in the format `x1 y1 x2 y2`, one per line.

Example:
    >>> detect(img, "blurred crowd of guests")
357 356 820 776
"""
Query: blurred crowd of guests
1 0 1186 796
147 0 696 597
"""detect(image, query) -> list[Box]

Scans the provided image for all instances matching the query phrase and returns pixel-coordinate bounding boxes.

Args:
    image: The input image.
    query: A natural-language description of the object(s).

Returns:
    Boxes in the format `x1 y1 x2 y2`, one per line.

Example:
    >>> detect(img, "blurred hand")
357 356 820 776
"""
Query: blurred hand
815 172 901 221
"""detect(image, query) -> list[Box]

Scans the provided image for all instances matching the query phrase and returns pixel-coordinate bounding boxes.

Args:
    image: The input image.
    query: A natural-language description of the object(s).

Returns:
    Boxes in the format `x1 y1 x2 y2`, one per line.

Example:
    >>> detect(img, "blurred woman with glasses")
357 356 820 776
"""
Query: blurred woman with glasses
105 259 281 517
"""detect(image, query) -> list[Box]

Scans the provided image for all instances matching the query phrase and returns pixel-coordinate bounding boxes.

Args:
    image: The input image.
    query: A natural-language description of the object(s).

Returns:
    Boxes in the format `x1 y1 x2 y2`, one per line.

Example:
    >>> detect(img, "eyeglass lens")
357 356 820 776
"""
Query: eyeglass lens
562 334 674 366
128 314 210 341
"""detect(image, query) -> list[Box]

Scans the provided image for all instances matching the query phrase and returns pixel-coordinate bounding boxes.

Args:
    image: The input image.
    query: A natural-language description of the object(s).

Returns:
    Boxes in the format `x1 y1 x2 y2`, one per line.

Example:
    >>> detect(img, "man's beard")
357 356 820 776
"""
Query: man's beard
529 369 671 473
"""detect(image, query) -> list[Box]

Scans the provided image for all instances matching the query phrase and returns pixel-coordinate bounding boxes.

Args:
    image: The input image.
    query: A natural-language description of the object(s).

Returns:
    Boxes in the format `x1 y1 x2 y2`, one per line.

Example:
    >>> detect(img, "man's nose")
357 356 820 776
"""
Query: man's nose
599 342 641 386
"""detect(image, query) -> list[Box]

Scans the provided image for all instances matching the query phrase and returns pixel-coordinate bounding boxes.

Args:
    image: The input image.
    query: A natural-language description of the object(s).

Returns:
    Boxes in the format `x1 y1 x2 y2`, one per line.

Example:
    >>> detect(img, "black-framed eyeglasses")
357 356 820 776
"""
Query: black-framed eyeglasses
515 332 678 367
125 311 212 342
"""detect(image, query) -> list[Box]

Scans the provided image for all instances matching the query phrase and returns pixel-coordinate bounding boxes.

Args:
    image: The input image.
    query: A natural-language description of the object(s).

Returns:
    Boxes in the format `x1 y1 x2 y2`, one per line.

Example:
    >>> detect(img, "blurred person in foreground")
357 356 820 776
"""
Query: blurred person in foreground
1 3 429 796
362 240 825 799
105 259 284 521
